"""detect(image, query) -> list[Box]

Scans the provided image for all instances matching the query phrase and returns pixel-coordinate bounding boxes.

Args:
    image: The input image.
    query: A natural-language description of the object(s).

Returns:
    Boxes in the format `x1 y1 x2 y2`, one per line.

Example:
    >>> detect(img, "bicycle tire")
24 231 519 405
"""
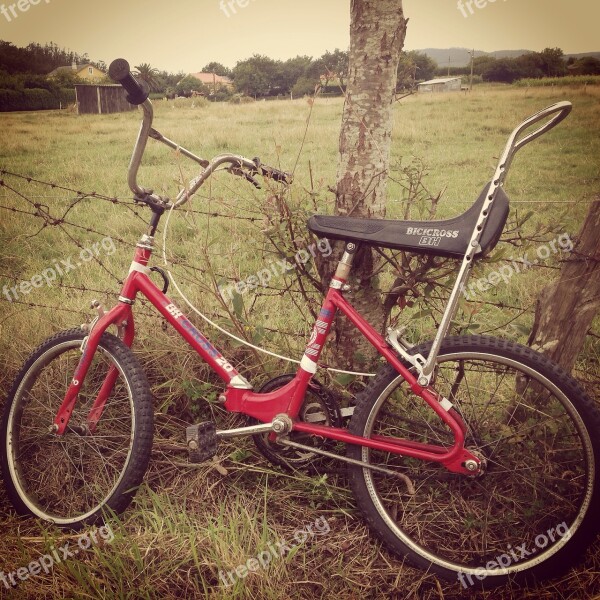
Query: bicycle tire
1 328 154 530
347 335 600 589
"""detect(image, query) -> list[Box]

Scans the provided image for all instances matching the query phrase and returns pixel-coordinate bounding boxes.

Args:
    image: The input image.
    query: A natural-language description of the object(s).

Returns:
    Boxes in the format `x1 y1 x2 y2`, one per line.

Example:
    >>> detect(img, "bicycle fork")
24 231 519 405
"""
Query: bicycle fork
51 301 132 436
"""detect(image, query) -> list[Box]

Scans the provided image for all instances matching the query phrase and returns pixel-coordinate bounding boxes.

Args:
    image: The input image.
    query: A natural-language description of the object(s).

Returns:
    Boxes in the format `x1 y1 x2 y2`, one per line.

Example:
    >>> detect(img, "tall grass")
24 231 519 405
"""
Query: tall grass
1 85 599 599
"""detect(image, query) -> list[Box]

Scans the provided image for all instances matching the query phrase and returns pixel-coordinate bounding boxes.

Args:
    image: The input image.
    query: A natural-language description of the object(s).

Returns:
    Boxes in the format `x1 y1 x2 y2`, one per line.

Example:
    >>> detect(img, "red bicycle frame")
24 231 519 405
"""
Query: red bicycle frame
52 238 478 475
51 84 572 481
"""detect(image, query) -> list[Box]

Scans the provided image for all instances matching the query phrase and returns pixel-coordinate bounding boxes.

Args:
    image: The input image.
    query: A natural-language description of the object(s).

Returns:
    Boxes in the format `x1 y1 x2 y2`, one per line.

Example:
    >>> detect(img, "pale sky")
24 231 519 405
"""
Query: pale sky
0 0 597 73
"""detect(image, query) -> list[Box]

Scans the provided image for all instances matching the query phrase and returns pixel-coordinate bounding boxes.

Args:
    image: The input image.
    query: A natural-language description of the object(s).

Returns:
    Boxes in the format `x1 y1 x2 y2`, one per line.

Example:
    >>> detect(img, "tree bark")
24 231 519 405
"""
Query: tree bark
527 199 600 372
318 0 407 370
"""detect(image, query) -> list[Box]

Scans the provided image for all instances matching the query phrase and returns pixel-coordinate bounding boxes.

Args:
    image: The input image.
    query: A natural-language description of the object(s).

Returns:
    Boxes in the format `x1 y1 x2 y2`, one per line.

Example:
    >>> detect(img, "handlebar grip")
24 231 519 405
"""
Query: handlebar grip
108 58 149 106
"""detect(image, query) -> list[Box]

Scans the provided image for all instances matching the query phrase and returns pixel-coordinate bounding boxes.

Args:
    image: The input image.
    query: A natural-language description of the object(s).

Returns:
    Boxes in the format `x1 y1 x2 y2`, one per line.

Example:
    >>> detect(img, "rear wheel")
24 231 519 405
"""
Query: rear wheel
348 335 600 588
1 328 154 529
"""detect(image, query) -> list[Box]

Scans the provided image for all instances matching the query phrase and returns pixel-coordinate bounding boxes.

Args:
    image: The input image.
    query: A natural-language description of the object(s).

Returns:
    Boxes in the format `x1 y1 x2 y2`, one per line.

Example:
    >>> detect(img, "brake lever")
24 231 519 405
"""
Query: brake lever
227 165 262 189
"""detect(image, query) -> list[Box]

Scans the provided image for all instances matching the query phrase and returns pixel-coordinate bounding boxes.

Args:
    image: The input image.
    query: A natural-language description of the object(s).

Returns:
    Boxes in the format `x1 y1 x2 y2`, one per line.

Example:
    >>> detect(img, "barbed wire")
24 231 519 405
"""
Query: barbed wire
0 168 597 380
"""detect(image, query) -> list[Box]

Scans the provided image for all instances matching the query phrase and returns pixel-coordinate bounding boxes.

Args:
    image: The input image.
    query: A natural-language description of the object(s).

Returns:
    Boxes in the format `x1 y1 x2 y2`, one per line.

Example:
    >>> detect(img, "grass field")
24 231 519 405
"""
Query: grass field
0 84 599 599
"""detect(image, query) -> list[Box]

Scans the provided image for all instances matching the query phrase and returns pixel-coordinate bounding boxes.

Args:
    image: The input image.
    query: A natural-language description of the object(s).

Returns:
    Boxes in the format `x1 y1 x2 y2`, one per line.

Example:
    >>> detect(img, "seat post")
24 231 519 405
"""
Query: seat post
331 242 358 287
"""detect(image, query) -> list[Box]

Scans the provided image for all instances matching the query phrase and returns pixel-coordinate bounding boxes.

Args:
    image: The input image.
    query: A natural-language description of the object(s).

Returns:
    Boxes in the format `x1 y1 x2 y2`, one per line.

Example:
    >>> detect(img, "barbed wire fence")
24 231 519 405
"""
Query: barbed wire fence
0 167 598 405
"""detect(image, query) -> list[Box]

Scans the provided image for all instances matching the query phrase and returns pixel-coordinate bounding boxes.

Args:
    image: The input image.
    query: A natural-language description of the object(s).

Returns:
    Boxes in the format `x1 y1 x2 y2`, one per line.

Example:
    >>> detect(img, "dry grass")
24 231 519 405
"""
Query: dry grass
1 85 600 599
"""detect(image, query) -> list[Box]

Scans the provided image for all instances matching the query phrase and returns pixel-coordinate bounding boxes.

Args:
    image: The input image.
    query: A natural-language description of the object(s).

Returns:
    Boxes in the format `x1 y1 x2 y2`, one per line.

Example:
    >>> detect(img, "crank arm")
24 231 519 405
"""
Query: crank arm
216 414 292 439
216 422 274 439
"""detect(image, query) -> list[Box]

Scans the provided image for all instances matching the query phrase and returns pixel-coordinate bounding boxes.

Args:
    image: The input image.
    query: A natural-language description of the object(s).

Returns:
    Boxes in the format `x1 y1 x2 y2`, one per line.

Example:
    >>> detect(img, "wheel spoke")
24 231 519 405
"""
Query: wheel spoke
348 340 598 584
2 332 151 526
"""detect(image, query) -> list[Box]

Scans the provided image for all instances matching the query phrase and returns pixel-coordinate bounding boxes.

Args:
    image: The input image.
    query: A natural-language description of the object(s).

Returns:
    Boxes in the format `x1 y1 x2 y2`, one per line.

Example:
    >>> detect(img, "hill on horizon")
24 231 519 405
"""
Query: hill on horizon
416 47 600 68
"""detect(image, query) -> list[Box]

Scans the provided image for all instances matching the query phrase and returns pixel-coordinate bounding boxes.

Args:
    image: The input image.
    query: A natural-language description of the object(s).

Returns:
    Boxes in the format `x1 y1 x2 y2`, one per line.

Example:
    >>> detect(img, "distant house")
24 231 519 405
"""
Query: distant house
417 77 462 93
48 62 106 82
186 72 233 91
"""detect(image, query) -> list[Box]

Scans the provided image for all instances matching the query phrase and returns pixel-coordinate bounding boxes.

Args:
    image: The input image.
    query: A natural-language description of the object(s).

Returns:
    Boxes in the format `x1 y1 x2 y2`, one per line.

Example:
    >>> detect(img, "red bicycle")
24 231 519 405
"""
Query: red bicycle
2 59 599 589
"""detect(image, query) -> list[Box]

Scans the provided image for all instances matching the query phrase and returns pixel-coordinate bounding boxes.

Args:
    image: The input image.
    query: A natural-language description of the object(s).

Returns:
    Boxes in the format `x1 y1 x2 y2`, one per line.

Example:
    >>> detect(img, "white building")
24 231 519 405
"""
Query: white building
418 77 463 93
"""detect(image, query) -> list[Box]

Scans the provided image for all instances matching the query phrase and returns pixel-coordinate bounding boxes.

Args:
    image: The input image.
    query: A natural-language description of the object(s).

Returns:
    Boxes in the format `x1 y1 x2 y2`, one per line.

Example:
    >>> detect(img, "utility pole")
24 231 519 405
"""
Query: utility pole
447 54 450 77
468 49 475 91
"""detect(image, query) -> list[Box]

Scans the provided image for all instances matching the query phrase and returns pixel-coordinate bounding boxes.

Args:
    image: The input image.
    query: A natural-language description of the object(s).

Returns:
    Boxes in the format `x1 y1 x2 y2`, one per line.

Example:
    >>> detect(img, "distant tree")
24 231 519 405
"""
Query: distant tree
539 47 567 77
48 70 82 88
279 55 314 94
397 51 437 88
291 76 319 97
0 40 85 74
472 55 498 76
396 52 417 89
232 55 279 97
158 70 185 90
482 58 520 83
299 57 322 85
202 62 232 78
437 66 469 77
514 52 545 78
134 63 161 91
176 75 209 97
320 49 349 87
408 51 437 81
569 56 600 75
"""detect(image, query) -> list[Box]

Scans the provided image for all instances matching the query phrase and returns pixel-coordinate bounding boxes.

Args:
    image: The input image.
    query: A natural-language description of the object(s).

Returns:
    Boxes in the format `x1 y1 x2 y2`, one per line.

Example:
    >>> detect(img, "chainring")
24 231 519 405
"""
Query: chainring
251 374 342 469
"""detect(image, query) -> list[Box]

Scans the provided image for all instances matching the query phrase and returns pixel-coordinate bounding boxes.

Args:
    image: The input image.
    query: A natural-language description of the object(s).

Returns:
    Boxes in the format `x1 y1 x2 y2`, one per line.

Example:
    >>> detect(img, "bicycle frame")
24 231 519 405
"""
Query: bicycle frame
52 235 478 474
50 90 573 479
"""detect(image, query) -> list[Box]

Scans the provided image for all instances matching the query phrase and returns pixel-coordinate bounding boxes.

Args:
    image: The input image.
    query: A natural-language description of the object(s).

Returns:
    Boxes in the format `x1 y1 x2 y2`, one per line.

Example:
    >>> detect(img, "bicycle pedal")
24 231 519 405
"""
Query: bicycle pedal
186 421 218 463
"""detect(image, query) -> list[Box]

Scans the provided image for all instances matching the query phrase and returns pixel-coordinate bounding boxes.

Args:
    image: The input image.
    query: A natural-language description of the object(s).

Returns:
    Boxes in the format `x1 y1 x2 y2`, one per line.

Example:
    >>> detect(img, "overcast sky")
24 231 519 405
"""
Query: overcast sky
0 0 597 73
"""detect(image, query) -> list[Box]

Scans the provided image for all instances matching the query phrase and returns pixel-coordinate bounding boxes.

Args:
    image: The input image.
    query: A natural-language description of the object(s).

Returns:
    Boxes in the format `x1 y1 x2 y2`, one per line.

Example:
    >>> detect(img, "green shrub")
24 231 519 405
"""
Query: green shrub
229 93 254 104
0 86 77 111
0 88 22 110
23 88 57 110
59 87 75 105
211 88 233 102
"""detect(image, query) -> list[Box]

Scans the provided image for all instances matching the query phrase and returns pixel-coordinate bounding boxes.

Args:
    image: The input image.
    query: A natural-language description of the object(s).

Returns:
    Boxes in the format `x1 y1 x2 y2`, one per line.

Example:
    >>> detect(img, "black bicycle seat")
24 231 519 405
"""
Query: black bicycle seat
307 183 509 259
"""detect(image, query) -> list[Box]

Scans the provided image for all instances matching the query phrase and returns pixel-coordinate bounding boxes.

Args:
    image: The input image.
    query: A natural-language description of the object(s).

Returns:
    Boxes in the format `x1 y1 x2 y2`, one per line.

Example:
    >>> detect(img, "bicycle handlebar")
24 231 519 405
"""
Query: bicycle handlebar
108 59 149 105
171 154 292 207
109 57 293 209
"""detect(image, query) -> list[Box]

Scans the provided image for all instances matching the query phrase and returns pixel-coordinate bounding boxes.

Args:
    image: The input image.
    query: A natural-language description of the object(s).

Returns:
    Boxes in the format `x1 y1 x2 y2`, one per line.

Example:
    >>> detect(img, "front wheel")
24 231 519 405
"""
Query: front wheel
347 335 600 589
1 328 154 529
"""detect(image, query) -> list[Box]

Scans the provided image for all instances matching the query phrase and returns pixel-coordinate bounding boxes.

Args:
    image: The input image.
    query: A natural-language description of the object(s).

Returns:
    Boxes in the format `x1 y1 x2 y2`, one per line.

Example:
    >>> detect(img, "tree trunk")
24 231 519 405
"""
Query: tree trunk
527 199 600 372
318 0 407 371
